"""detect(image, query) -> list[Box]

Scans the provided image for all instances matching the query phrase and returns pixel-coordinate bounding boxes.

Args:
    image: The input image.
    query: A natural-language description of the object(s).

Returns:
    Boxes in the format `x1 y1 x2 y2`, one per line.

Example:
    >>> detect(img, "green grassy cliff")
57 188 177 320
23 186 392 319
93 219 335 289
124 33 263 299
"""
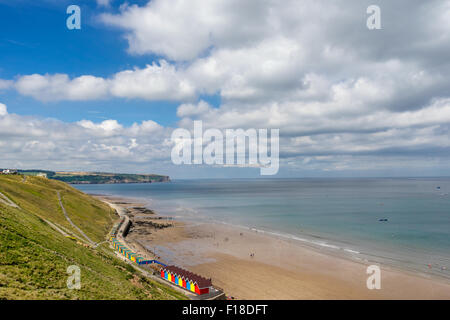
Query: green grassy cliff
0 175 185 300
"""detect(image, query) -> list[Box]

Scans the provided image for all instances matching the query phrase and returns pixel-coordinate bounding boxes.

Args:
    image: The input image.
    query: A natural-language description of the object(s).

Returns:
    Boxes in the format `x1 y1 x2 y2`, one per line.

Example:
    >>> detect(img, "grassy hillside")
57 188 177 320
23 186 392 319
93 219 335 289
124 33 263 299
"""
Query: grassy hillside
0 175 185 300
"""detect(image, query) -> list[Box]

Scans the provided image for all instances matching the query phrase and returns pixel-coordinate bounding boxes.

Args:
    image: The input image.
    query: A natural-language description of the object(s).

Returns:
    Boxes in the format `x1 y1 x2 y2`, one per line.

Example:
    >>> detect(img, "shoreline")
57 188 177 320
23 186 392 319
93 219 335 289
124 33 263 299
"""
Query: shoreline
95 194 450 300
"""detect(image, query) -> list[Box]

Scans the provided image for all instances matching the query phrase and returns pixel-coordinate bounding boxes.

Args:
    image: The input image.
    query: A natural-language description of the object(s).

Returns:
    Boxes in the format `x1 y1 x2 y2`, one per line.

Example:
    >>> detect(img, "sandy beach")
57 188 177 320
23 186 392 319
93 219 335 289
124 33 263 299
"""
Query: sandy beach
98 195 450 300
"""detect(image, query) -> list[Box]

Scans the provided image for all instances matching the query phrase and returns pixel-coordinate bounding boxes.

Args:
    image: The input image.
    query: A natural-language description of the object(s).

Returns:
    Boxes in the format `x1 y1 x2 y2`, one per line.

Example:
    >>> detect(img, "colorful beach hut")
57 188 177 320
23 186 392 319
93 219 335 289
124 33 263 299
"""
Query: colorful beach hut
110 237 165 267
160 265 212 295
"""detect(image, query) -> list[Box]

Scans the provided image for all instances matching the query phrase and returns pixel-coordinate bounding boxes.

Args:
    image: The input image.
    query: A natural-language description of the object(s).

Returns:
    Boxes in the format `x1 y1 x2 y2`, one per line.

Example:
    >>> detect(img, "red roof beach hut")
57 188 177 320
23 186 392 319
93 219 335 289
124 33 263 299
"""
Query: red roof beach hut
161 265 212 295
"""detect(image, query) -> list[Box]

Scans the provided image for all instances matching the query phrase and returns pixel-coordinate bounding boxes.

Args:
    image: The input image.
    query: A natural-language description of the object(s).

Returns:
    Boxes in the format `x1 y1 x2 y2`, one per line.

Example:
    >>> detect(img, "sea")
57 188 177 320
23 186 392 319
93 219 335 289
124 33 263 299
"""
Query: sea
75 178 450 279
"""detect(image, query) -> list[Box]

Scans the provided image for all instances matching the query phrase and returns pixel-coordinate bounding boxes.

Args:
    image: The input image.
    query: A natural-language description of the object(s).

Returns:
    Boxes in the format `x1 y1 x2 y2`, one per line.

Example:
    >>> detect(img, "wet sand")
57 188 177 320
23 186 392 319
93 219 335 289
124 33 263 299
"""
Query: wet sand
98 195 450 300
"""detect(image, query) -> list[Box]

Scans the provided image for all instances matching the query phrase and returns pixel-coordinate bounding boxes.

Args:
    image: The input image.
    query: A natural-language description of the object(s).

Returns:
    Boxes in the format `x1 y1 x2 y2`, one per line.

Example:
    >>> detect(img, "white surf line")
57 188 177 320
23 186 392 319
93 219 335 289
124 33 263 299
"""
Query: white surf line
0 191 20 208
57 191 96 247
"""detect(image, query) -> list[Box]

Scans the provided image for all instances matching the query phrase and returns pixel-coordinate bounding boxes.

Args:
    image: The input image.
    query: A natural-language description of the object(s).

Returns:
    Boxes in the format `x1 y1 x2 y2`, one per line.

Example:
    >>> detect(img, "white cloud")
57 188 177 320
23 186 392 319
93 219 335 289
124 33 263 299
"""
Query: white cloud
2 100 450 176
13 61 196 102
0 103 7 116
129 120 163 135
77 119 123 136
96 0 111 7
4 0 450 176
100 0 271 61
109 61 195 101
0 79 13 90
177 100 213 118
0 112 175 172
12 1 450 107
15 74 109 102
176 96 450 162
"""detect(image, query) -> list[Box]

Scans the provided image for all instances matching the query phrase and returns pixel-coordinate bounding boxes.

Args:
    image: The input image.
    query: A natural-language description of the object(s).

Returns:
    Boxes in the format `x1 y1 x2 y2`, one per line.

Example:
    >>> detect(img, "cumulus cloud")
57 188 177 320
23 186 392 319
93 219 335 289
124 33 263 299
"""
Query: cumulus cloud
109 61 195 101
0 79 13 90
0 103 7 116
12 1 450 106
15 74 109 102
0 111 175 173
77 119 123 136
4 0 450 176
177 100 213 118
100 0 271 61
175 96 450 171
13 62 196 102
96 0 111 7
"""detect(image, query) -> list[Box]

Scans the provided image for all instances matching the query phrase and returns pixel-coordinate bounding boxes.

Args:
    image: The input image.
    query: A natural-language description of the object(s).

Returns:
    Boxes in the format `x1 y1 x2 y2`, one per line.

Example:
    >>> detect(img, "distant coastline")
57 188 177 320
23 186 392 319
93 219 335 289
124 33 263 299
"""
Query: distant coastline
67 180 170 185
15 169 170 185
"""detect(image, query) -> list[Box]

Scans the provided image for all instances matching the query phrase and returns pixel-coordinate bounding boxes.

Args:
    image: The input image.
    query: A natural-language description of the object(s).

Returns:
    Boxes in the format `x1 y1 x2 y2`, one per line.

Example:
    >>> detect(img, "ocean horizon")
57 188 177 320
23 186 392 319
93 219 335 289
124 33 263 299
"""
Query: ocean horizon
76 177 450 279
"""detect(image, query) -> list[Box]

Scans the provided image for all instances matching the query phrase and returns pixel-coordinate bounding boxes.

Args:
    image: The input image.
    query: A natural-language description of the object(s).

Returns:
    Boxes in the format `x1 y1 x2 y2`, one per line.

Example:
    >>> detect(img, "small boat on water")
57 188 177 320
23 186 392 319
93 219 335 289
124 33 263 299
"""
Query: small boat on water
379 218 388 222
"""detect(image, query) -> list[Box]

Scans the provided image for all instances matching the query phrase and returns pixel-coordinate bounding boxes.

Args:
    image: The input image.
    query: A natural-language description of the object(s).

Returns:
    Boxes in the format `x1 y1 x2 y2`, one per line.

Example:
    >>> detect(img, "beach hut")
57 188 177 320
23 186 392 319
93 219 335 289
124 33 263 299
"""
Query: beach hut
160 265 212 295
110 238 160 267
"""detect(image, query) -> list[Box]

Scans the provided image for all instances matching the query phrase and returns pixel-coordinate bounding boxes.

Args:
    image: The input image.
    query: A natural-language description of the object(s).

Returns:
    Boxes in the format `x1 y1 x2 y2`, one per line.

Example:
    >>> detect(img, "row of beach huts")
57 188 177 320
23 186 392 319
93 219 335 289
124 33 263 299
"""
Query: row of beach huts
160 265 212 295
109 213 214 296
110 237 160 265
110 236 213 295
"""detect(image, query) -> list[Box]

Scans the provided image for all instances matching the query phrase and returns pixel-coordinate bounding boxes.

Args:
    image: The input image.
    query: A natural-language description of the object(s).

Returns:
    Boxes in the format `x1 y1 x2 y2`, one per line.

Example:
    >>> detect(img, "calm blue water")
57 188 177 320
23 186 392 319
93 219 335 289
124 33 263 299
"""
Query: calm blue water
76 178 450 278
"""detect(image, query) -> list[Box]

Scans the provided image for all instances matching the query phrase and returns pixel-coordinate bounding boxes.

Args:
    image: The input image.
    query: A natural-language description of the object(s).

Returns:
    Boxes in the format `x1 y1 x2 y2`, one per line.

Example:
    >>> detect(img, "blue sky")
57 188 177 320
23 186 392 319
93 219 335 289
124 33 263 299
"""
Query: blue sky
1 0 450 178
0 0 187 127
